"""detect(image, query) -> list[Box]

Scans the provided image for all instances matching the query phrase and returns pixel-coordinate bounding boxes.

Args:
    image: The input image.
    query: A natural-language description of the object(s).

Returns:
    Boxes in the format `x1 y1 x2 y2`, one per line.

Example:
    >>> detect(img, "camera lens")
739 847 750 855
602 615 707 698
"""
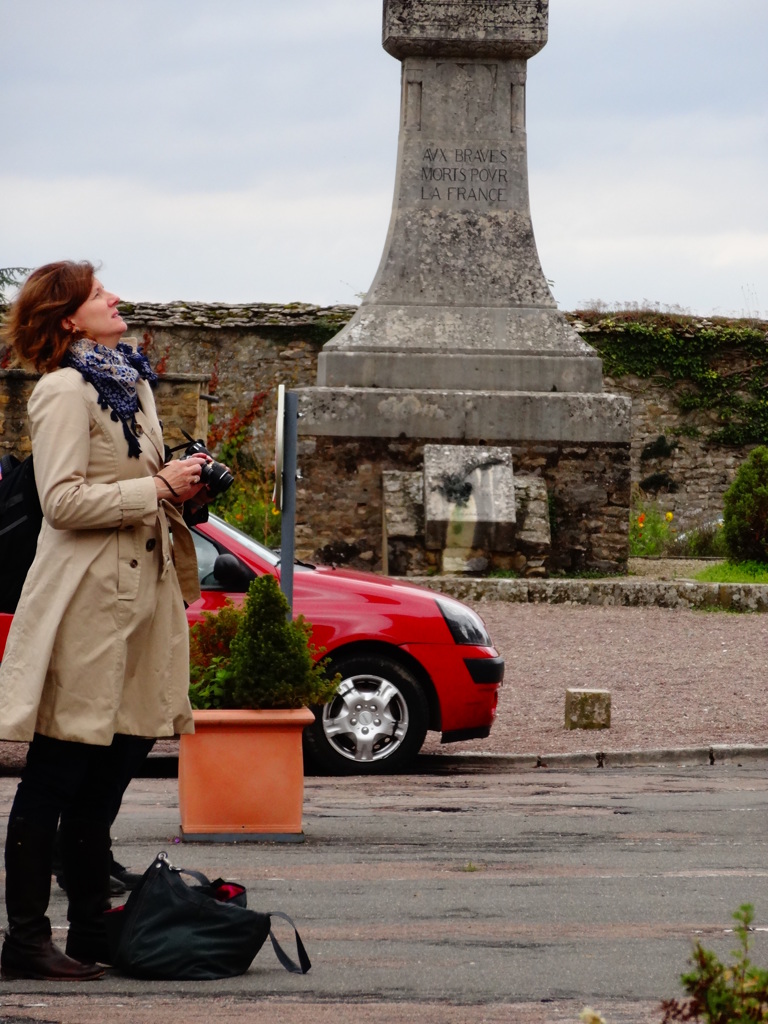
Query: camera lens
200 460 235 497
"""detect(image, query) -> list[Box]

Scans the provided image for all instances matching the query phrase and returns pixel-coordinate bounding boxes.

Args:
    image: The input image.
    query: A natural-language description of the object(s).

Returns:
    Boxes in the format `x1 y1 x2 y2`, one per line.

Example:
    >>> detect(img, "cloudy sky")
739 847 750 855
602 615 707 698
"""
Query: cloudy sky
1 0 766 317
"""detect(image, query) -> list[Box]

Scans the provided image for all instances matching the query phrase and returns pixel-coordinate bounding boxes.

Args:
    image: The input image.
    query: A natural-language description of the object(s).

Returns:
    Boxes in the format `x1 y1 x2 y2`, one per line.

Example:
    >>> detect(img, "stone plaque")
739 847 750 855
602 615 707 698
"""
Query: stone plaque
424 444 516 551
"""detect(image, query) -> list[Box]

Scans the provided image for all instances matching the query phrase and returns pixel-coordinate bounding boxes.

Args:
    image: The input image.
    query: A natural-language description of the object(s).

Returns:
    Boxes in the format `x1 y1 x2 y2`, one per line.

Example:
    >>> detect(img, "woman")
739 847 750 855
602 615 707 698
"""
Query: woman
0 261 209 980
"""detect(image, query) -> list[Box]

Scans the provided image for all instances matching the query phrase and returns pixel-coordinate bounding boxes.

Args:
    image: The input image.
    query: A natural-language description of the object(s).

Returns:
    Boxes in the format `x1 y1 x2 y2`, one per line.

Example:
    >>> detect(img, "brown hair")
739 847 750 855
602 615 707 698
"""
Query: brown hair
0 261 95 372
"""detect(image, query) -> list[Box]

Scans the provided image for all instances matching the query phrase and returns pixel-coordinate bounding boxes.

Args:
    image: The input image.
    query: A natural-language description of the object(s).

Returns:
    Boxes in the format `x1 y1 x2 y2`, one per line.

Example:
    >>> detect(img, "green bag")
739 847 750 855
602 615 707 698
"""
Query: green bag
104 851 311 980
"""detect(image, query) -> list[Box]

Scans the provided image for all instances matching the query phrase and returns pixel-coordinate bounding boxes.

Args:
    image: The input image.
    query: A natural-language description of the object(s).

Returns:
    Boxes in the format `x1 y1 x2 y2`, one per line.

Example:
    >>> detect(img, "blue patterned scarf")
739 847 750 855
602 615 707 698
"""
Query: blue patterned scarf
61 339 158 458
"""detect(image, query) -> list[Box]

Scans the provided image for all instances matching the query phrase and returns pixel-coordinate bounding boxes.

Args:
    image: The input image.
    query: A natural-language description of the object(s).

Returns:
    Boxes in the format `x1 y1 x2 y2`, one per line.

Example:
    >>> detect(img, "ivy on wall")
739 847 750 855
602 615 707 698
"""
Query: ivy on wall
568 311 768 446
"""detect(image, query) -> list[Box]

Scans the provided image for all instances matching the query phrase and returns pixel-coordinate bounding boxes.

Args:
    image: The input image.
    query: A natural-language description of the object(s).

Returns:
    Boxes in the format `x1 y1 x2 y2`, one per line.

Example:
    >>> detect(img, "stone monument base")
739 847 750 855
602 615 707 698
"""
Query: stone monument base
294 388 631 576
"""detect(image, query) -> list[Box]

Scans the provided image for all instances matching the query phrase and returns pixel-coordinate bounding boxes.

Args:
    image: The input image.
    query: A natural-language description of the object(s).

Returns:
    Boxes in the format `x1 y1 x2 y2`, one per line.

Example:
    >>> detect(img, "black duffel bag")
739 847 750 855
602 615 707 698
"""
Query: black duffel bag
104 851 311 980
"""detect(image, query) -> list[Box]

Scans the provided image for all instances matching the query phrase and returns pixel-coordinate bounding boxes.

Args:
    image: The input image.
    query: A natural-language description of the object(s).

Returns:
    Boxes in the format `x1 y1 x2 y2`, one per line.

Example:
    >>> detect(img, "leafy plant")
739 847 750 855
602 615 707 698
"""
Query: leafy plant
214 479 281 548
188 575 339 711
0 267 30 304
722 447 768 563
207 390 282 547
629 499 677 557
668 521 728 559
568 309 768 447
188 602 243 710
661 904 768 1023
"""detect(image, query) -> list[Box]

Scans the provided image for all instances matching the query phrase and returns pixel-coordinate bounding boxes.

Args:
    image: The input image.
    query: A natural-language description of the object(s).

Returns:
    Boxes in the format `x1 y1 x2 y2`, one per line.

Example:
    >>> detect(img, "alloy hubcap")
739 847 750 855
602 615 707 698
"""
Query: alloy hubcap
321 674 409 762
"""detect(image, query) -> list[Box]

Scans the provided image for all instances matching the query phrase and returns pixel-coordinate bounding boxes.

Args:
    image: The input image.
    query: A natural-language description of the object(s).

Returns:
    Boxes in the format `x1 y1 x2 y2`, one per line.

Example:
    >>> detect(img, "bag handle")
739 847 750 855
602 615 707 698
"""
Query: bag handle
161 856 234 894
268 912 312 974
174 866 214 887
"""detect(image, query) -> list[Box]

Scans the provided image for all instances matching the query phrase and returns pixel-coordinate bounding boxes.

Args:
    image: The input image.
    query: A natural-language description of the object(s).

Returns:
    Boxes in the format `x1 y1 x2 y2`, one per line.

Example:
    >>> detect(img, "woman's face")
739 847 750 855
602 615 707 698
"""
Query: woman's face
67 278 127 348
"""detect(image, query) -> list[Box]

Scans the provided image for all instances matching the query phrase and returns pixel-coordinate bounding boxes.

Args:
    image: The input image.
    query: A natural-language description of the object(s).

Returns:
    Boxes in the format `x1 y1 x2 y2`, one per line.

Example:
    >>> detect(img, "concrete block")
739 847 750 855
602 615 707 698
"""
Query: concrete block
565 689 611 730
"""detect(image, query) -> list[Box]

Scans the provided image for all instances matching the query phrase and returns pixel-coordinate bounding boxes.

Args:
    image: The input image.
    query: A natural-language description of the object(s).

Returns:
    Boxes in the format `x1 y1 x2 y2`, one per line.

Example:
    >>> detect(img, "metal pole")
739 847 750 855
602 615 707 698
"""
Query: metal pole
279 390 298 617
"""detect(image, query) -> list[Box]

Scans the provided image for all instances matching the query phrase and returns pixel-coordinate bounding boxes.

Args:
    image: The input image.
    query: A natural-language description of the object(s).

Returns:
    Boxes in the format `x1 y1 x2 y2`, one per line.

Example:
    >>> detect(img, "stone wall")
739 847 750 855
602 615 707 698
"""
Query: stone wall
116 302 351 464
1 301 763 539
0 367 210 458
297 434 629 575
605 373 743 529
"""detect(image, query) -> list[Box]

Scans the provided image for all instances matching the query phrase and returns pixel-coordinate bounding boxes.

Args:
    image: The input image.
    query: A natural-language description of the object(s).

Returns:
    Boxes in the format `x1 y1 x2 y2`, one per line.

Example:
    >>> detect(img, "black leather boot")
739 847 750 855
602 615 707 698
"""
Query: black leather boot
1 817 103 981
59 818 113 966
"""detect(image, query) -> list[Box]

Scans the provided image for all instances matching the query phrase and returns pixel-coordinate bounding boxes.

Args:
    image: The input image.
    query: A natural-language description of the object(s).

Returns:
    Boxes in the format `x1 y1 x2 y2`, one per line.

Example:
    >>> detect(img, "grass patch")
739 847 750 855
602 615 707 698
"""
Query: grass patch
694 560 768 584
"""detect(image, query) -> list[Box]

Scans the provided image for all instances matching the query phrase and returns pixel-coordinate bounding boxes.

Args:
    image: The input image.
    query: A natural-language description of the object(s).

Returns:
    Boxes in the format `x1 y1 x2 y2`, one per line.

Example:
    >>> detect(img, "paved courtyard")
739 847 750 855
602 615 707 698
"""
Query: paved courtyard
2 755 768 1024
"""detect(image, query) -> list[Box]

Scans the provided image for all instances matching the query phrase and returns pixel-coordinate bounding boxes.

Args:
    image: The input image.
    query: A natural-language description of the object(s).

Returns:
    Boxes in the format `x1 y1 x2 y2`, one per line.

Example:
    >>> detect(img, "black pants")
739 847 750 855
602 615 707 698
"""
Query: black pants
9 732 155 835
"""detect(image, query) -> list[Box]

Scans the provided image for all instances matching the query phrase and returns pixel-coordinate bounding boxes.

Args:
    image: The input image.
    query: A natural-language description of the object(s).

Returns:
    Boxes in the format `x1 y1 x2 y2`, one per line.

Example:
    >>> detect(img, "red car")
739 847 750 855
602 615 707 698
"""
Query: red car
0 514 504 775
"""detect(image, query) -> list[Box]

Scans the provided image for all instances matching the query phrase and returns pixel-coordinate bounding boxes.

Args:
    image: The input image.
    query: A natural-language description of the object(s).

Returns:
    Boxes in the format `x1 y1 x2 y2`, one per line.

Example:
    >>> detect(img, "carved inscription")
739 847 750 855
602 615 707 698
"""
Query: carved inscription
420 147 508 203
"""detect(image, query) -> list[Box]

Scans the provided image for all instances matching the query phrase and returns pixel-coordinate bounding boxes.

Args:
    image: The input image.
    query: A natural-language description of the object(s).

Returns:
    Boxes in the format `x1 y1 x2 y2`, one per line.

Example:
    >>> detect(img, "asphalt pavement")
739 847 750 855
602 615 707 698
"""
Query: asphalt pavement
1 752 768 1024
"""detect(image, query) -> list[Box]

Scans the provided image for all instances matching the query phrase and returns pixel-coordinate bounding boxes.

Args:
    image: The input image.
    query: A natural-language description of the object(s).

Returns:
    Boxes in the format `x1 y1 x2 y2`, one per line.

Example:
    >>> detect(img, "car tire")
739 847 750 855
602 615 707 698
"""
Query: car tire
304 652 429 775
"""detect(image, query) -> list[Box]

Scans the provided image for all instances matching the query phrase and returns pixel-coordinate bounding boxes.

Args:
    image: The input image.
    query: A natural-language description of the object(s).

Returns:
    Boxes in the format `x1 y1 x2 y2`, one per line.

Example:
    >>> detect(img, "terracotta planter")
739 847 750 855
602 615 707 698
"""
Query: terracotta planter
178 708 315 842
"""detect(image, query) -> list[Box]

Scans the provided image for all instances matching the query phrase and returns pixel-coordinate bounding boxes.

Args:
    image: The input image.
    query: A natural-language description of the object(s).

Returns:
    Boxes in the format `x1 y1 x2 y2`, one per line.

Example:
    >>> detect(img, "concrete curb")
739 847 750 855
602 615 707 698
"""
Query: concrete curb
417 743 768 771
400 576 768 611
39 744 768 781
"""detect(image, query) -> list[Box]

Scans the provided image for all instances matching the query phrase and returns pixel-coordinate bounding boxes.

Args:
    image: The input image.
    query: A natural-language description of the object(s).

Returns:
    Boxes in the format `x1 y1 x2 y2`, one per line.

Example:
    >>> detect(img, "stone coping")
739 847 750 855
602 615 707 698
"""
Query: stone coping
403 575 768 611
117 301 357 330
0 367 209 383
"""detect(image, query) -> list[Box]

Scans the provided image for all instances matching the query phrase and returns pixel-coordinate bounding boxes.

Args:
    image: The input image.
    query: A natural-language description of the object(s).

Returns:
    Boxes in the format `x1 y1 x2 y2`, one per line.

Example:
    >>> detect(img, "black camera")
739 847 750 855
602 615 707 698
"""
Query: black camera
179 431 235 499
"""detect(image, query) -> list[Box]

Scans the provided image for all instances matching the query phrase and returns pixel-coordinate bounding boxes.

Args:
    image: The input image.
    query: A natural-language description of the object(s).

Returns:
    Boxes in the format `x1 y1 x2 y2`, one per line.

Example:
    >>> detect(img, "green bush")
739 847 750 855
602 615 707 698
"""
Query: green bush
188 576 339 711
722 446 768 563
667 521 728 559
662 904 768 1023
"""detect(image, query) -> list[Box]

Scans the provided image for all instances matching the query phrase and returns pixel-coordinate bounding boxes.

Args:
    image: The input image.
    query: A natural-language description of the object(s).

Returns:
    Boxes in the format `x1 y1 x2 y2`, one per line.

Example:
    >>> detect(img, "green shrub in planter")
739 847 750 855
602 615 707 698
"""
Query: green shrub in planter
722 446 768 563
189 575 339 711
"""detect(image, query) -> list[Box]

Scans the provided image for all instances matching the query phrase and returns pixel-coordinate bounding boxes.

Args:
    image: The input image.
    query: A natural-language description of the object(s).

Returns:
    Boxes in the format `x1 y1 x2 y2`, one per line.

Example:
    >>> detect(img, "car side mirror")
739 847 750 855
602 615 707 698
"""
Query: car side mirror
212 553 255 592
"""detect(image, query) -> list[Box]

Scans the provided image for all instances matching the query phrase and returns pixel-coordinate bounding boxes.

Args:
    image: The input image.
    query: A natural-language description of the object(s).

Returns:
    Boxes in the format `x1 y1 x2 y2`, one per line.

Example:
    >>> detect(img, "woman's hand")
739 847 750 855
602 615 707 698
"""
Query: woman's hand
154 454 210 504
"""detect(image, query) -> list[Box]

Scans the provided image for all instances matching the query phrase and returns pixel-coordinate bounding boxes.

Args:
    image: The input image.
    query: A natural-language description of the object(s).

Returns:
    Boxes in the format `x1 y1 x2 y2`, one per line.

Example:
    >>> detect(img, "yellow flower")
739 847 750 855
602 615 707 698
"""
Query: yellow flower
579 1010 607 1024
271 506 280 515
665 511 674 522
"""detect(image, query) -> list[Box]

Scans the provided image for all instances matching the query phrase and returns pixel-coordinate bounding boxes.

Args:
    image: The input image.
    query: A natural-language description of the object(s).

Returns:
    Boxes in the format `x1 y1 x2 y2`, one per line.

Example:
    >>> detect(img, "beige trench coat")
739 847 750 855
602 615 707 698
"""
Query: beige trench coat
0 363 199 745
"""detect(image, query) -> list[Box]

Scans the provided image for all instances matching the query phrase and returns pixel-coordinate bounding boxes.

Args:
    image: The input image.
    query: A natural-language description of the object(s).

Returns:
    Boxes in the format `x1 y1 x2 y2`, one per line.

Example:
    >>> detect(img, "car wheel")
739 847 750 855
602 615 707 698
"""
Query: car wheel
304 653 429 775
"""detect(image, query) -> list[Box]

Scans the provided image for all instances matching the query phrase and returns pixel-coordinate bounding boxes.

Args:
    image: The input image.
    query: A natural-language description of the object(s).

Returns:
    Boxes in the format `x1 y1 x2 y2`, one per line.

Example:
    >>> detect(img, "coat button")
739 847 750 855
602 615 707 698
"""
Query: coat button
130 559 139 568
135 424 144 435
146 538 156 552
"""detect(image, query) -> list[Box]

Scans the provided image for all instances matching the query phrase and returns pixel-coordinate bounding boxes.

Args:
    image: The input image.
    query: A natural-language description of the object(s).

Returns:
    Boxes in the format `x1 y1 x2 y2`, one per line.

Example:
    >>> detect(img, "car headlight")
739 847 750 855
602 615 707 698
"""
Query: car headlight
436 598 492 646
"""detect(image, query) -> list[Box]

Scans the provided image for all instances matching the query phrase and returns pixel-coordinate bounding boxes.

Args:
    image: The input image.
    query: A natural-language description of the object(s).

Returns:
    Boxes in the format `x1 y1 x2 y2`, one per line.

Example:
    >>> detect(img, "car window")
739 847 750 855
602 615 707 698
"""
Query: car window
192 530 224 589
207 515 280 567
